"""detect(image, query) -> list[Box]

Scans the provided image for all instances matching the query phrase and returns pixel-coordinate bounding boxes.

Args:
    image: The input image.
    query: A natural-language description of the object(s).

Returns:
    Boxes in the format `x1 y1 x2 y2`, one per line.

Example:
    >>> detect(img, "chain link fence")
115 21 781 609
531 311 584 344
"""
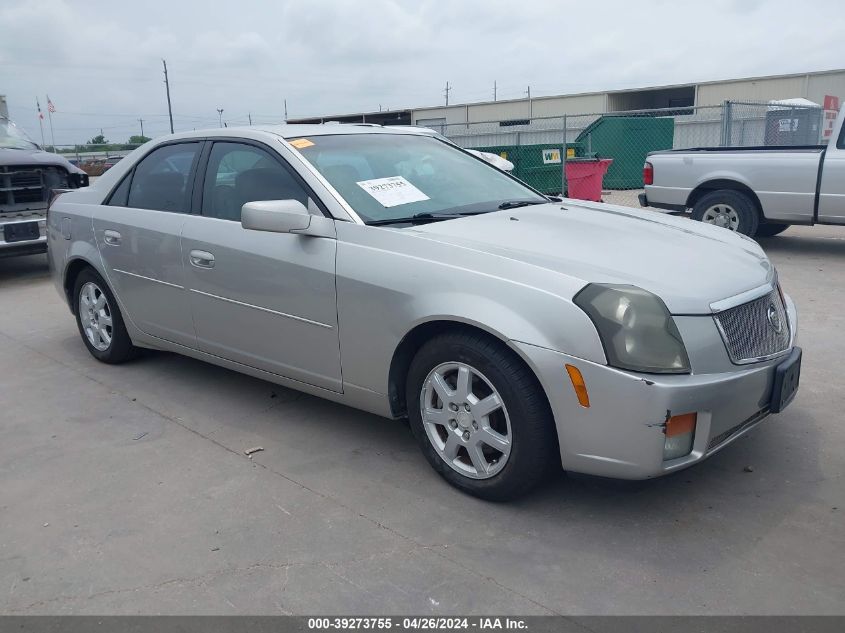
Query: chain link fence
47 144 144 176
432 101 825 209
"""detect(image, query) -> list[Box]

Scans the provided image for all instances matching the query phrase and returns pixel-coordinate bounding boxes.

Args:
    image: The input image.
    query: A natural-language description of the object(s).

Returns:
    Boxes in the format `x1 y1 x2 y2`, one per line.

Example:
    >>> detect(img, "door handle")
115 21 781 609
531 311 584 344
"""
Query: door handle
189 250 215 269
103 229 122 245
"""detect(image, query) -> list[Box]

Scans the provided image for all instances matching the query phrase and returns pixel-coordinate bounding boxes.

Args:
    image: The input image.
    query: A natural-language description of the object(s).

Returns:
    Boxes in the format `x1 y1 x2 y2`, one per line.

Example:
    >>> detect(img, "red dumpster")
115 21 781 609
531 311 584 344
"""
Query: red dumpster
565 158 613 202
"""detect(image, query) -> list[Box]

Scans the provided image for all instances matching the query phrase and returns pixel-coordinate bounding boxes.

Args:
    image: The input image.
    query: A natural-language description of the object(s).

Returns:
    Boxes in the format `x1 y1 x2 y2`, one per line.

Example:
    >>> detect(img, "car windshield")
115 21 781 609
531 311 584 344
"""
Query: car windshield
291 133 546 224
0 117 40 150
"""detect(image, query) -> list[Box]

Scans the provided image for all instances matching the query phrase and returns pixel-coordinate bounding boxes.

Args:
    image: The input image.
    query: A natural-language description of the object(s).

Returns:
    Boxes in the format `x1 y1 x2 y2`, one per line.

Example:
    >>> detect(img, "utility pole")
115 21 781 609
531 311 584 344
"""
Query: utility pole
217 108 224 128
162 59 174 134
138 118 144 138
526 85 532 120
444 81 451 106
494 80 497 102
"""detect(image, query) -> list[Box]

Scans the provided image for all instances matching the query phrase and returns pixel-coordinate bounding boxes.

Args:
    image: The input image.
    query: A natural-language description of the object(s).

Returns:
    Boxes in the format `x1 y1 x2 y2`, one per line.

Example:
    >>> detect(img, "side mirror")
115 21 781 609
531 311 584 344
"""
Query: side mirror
241 199 311 234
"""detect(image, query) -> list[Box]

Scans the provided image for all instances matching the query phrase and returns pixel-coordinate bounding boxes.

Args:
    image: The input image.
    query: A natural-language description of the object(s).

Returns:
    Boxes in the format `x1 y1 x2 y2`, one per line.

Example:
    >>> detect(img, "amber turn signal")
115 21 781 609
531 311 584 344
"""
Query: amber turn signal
565 364 590 408
665 412 697 437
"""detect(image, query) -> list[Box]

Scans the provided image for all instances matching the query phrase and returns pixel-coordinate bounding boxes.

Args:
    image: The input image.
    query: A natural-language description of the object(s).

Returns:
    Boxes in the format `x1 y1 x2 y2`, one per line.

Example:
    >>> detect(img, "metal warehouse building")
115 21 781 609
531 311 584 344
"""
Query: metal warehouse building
289 68 845 127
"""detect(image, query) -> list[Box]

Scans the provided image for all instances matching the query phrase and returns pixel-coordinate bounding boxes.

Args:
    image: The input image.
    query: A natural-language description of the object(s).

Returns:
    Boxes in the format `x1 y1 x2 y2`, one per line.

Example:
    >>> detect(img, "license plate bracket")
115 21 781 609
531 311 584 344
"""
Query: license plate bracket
3 221 40 243
770 347 801 413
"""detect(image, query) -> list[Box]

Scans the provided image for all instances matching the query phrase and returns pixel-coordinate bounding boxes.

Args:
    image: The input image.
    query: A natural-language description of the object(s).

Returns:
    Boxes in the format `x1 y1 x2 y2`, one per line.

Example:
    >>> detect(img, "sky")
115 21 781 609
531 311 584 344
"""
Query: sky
1 0 844 146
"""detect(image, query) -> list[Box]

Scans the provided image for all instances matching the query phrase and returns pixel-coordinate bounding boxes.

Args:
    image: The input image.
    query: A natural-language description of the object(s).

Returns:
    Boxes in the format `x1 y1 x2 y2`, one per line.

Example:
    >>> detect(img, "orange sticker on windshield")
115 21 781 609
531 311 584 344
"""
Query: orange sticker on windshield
289 138 315 149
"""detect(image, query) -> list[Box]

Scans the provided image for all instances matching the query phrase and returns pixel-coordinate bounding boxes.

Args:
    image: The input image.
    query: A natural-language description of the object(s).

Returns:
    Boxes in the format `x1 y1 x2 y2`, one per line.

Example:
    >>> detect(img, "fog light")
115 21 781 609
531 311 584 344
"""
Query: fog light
663 412 696 460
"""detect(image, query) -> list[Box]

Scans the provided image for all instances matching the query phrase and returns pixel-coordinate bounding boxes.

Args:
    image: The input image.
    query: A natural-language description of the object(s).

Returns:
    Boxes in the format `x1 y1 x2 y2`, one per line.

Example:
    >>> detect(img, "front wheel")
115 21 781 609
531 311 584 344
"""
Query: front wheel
406 332 558 500
73 268 138 363
692 189 759 237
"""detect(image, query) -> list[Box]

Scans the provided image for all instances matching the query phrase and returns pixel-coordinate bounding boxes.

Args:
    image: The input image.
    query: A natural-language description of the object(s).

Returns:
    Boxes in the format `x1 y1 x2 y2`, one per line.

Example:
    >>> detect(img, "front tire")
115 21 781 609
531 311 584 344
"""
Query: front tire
72 268 138 363
692 189 759 237
406 331 558 500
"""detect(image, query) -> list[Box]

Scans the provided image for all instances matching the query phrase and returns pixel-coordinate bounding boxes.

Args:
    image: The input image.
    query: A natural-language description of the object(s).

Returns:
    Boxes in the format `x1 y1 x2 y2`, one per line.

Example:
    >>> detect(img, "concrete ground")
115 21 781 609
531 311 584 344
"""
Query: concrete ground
0 225 843 615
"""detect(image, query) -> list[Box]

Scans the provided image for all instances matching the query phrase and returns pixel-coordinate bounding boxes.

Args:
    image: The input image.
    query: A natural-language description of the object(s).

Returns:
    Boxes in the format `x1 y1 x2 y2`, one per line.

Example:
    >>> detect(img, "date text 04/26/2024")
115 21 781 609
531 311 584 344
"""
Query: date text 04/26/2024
307 617 528 630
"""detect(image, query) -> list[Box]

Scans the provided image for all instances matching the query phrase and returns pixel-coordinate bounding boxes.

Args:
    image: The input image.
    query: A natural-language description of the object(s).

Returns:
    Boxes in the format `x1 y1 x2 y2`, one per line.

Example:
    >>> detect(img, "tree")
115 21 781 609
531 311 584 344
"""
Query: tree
128 135 151 145
87 134 108 145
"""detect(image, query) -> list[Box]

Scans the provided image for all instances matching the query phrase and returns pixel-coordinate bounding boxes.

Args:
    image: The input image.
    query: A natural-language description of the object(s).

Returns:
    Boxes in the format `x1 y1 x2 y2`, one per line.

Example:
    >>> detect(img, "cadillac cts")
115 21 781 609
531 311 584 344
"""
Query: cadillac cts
47 125 801 500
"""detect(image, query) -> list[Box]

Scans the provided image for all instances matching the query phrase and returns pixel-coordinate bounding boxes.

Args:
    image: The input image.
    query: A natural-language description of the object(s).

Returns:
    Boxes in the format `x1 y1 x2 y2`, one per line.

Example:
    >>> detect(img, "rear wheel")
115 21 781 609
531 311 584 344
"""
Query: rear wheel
72 268 138 363
406 331 558 500
755 223 790 238
692 189 759 237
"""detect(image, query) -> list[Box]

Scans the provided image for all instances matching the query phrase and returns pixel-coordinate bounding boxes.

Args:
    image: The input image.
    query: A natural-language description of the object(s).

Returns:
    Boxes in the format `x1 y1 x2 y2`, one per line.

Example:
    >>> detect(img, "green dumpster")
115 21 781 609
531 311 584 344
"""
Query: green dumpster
574 116 674 189
474 143 587 194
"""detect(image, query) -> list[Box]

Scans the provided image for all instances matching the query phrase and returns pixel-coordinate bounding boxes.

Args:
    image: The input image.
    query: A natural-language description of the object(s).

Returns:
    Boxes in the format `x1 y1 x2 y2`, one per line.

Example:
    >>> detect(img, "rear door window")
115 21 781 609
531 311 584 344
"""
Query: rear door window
127 143 201 212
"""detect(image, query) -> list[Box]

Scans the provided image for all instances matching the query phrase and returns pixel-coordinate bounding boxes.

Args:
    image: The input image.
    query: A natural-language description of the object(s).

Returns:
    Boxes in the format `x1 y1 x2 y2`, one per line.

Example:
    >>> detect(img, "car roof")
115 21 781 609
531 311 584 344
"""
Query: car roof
258 123 437 139
158 123 437 143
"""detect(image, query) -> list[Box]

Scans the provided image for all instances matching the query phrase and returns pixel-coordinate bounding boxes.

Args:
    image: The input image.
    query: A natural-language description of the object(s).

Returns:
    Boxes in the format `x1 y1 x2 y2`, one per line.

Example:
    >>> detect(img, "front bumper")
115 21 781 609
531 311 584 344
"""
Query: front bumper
514 341 800 480
0 215 47 258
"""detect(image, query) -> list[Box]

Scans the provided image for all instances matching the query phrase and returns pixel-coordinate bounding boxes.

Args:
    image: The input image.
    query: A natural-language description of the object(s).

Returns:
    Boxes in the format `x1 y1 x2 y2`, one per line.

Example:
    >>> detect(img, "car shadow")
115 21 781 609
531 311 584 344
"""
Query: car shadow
758 233 845 259
84 342 824 587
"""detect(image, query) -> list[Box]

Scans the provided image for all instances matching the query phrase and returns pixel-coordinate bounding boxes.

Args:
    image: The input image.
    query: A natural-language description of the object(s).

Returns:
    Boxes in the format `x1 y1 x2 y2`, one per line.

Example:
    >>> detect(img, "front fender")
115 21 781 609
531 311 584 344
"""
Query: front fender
335 230 606 397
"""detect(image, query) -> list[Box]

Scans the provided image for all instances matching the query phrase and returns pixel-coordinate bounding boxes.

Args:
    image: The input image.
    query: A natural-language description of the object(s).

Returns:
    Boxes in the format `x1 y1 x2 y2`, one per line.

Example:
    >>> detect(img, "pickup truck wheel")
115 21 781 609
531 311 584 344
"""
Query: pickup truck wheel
72 268 138 364
756 223 789 237
406 332 558 501
692 190 759 237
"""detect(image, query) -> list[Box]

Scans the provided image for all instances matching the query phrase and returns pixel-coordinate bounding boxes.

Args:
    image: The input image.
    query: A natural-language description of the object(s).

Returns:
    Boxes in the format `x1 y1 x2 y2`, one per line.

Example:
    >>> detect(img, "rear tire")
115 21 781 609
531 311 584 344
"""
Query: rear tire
692 189 759 237
72 268 138 364
406 331 558 501
755 223 789 238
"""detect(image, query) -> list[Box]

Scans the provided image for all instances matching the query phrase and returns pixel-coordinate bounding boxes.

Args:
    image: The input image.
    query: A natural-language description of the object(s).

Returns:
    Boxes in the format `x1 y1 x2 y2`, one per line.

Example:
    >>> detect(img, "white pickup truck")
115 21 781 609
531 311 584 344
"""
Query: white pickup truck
1 116 89 258
640 106 845 237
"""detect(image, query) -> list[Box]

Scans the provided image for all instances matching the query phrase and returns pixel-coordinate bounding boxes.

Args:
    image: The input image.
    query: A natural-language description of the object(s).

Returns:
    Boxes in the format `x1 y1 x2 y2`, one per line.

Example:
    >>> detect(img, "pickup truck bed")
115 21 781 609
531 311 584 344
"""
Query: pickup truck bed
641 108 845 237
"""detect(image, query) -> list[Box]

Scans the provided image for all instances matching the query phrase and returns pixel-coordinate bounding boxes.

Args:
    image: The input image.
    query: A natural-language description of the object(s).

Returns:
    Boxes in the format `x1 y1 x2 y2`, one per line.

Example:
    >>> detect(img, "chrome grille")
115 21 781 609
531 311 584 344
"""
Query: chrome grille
1 165 56 211
714 289 790 364
10 170 42 189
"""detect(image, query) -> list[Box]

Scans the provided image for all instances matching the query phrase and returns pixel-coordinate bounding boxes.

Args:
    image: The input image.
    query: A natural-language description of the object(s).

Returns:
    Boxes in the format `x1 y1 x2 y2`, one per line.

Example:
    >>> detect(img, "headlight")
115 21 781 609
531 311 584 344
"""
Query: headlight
574 284 690 374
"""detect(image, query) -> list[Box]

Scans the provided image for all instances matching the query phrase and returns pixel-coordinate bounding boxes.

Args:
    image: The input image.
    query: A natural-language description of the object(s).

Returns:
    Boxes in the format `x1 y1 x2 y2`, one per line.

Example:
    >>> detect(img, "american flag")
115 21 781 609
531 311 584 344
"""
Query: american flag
47 97 56 113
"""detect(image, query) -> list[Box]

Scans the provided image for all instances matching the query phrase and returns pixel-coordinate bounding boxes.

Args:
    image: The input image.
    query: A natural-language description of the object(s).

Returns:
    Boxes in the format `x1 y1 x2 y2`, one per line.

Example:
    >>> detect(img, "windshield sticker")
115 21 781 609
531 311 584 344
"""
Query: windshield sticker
356 176 430 207
289 138 315 149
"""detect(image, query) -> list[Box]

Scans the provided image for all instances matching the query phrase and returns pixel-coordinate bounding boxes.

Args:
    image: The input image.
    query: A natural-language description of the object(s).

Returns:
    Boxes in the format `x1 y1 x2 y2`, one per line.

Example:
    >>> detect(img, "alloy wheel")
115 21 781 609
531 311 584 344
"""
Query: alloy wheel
419 362 512 479
79 281 113 351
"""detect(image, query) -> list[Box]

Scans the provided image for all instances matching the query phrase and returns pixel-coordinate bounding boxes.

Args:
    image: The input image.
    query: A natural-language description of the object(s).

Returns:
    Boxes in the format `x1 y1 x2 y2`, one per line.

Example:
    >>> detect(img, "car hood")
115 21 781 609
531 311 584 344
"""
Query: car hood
0 147 82 173
410 202 773 314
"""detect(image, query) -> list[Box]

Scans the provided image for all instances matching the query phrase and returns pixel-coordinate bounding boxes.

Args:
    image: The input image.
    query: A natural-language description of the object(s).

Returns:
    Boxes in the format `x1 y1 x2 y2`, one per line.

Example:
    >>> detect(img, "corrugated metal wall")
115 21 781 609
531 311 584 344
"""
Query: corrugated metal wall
697 76 808 105
411 70 845 124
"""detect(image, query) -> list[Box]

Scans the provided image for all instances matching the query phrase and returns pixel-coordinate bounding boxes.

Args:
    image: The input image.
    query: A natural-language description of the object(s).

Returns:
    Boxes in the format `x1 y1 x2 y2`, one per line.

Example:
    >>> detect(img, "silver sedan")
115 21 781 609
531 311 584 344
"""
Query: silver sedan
47 125 801 500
